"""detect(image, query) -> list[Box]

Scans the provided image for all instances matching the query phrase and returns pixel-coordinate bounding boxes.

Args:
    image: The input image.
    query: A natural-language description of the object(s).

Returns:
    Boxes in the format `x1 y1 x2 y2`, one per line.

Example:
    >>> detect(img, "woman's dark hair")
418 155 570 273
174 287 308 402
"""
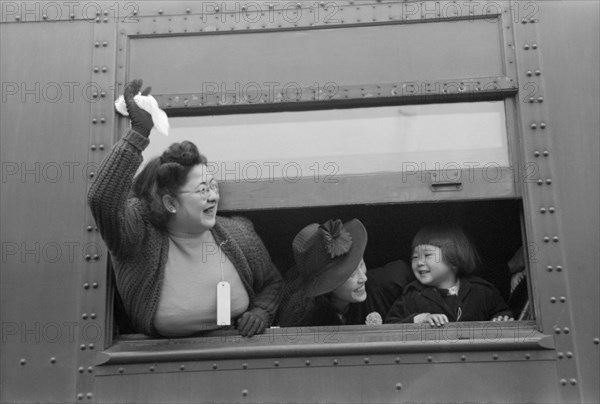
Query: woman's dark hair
411 224 480 276
132 141 207 230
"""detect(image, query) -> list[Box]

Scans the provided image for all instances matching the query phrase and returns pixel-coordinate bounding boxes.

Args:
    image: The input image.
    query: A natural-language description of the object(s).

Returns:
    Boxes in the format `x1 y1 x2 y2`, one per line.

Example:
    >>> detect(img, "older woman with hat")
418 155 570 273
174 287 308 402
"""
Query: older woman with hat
278 219 413 327
88 79 283 338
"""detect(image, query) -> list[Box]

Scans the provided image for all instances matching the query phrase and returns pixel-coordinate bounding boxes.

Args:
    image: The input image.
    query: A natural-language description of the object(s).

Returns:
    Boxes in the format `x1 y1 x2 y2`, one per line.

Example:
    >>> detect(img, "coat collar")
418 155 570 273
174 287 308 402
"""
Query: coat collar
406 278 474 321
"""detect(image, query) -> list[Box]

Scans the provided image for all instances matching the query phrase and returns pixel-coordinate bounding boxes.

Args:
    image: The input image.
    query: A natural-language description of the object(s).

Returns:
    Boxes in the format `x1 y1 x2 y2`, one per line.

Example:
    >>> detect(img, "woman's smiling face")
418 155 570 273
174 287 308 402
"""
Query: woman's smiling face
331 259 368 304
170 164 219 232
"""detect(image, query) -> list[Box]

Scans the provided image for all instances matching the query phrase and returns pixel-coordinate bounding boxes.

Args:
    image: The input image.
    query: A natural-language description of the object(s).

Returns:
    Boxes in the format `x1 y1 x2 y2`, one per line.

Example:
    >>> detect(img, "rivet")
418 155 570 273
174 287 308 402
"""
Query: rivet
563 327 570 334
560 296 567 302
212 363 218 370
94 41 100 47
82 313 88 320
525 353 531 360
570 379 577 386
88 225 94 232
547 265 553 272
550 297 556 303
543 236 550 243
556 265 563 271
90 313 97 319
461 355 466 361
90 145 97 151
86 393 93 399
42 14 47 20
88 343 94 349
100 91 106 98
560 378 567 386
93 67 99 73
80 344 86 350
535 70 541 76
395 357 401 364
532 43 538 49
364 358 370 364
15 15 20 21
529 97 536 103
180 365 185 371
566 351 573 358
305 360 311 366
427 356 433 362
100 117 106 124
93 254 100 261
88 366 93 373
242 389 249 397
99 145 105 150
92 282 99 289
493 354 499 360
149 365 155 372
396 383 403 390
242 363 248 369
555 328 562 334
526 70 533 77
538 96 544 102
543 151 549 157
273 361 279 367
83 283 90 290
186 8 191 13
95 17 100 23
530 17 536 23
540 208 547 214
20 359 26 365
103 10 108 16
133 10 137 15
531 123 538 129
118 367 124 373
523 44 530 50
78 366 85 373
92 92 98 99
77 393 84 400
534 151 540 157
102 41 108 47
96 11 100 16
540 123 547 129
215 7 219 12
593 338 599 345
537 179 544 185
102 67 108 72
546 179 552 185
558 352 564 359
549 207 556 213
85 254 92 261
158 9 163 14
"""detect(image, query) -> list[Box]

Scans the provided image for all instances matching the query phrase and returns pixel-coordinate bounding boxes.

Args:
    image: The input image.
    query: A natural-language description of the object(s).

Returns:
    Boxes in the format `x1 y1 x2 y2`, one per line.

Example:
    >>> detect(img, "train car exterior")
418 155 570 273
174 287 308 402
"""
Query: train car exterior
1 1 598 403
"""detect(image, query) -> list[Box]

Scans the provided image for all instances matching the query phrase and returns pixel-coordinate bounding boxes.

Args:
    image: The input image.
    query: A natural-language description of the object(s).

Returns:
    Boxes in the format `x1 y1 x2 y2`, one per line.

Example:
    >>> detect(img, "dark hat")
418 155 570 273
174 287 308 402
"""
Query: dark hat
293 219 367 297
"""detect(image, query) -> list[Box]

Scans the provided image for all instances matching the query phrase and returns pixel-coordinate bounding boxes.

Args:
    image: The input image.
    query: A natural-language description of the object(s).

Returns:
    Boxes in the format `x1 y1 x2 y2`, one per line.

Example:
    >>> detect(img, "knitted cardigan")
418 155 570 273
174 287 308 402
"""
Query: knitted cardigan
88 129 283 336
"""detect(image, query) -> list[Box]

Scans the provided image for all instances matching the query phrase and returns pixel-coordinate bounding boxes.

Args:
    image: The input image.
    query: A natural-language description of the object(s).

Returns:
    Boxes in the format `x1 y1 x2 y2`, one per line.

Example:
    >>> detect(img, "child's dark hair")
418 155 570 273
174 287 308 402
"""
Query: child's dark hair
411 224 480 276
132 141 207 230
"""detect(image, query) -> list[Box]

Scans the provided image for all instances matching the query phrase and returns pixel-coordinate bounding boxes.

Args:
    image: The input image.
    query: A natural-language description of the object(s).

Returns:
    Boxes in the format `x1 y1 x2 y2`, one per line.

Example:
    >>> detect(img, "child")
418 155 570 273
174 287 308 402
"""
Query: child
385 224 513 326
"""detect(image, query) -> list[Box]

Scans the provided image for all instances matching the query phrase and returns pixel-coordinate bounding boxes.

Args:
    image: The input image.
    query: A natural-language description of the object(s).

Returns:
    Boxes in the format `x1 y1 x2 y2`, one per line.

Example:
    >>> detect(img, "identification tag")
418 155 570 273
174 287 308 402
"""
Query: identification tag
216 281 231 326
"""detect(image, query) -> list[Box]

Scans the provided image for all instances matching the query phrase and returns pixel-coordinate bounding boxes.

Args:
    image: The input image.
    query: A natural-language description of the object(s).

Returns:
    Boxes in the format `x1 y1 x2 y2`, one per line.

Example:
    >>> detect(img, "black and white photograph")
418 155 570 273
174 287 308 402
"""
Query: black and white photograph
1 1 598 403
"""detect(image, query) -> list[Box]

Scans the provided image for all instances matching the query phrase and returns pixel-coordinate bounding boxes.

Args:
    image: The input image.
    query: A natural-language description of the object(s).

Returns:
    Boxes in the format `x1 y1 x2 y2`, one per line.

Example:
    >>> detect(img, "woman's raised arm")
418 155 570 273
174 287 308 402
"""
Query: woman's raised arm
87 80 154 259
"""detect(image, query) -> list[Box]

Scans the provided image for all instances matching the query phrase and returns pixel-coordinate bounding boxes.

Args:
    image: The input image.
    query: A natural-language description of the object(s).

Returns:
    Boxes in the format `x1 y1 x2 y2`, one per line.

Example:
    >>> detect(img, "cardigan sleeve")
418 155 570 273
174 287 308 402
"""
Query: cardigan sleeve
87 129 150 260
235 217 284 325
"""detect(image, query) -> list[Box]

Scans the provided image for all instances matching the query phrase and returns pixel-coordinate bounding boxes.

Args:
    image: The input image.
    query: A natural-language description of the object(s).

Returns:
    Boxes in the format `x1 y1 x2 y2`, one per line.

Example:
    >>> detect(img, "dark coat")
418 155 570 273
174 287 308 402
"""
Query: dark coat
282 260 414 327
385 276 512 324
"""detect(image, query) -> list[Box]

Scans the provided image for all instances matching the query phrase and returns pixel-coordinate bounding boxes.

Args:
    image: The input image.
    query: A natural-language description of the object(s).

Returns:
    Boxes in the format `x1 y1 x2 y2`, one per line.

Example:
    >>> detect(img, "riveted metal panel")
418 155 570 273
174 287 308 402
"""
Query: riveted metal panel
511 1 599 402
94 359 559 403
0 21 95 402
535 2 599 402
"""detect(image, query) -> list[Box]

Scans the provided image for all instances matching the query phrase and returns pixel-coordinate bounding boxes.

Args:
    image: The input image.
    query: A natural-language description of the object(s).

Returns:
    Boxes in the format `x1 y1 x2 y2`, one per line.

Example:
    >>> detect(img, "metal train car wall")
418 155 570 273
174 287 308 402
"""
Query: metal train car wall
1 1 598 403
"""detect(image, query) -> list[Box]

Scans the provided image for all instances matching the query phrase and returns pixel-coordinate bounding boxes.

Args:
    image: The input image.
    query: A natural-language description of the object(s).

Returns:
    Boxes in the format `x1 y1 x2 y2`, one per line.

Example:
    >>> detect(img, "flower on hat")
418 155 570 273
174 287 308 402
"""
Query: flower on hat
319 219 353 258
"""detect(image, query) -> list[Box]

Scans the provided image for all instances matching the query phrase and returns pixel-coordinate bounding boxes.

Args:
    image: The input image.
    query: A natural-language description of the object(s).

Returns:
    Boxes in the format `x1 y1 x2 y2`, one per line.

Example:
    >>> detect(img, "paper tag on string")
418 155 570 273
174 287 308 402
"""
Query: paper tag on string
216 281 231 326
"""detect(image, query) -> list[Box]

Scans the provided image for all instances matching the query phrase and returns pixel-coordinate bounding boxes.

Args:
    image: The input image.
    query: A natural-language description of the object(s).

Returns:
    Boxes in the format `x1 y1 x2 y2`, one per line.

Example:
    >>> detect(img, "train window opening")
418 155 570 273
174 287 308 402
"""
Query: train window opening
141 101 510 179
110 199 533 341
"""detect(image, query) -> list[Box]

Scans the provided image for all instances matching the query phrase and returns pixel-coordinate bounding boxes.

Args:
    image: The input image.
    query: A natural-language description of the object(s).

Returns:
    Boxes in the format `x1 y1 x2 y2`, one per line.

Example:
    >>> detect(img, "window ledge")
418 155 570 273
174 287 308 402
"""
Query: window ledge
96 321 552 366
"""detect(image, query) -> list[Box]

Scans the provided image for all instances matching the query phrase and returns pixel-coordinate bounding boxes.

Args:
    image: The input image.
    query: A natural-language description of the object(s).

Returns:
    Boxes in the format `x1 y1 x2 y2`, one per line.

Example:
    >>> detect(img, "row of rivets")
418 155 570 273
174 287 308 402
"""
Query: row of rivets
525 70 542 76
543 236 560 243
537 179 553 185
76 392 93 400
523 43 539 50
82 282 99 289
550 296 567 303
546 265 564 272
94 41 109 47
533 151 550 157
81 313 97 320
90 144 106 151
540 207 556 214
559 378 578 386
531 122 547 130
78 366 94 373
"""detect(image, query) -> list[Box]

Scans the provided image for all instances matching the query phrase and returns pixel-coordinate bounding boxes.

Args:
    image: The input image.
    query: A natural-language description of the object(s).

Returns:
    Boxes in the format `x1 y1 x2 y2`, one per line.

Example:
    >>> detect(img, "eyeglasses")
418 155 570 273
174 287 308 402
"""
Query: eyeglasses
178 179 219 199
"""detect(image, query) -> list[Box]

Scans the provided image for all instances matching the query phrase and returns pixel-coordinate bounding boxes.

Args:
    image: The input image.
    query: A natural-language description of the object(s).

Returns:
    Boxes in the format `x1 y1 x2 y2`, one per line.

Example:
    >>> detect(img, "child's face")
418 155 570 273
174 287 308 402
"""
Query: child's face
411 245 457 288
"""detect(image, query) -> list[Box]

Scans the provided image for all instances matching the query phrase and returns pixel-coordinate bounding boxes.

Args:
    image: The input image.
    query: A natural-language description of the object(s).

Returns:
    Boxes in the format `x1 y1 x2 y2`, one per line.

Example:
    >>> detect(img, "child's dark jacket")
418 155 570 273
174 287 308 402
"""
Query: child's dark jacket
385 276 512 323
